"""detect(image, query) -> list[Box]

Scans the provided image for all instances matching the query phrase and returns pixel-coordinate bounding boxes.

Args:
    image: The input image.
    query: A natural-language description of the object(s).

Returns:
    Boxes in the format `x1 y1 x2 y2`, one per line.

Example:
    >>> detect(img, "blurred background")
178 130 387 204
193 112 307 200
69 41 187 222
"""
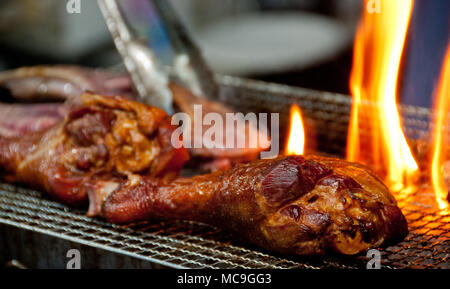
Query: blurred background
0 0 448 106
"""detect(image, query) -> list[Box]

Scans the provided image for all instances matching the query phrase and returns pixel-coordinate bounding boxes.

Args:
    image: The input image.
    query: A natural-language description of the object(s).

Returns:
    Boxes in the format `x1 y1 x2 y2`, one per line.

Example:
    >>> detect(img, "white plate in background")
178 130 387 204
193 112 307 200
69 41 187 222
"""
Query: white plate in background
193 12 352 76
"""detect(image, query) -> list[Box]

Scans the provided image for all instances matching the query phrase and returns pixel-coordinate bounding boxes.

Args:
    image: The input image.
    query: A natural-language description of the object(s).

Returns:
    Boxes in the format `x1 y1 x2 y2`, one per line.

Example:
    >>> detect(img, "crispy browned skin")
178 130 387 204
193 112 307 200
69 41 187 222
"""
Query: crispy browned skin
95 155 408 256
0 92 189 205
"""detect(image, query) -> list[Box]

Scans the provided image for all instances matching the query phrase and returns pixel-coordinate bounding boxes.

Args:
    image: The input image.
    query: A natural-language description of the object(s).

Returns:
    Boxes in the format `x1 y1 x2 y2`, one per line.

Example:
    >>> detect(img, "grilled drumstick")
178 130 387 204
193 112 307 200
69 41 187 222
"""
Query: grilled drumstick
89 155 408 255
0 92 189 205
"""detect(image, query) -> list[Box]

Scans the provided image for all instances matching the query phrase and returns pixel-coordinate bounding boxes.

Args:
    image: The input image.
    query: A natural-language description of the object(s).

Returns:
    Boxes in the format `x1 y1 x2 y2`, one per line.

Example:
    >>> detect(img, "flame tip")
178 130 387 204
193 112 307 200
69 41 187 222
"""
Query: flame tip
347 0 418 194
430 43 450 210
286 104 305 156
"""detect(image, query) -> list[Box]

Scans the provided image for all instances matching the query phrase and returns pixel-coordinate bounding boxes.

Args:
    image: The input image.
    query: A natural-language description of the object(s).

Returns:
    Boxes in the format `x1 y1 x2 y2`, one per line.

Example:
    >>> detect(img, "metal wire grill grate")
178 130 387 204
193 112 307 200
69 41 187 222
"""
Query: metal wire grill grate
379 188 450 269
0 75 448 269
0 183 362 269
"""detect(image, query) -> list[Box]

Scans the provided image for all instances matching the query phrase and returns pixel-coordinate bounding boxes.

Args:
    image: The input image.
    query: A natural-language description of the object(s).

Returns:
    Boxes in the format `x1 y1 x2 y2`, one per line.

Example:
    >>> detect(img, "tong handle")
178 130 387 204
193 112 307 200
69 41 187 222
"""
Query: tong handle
97 0 173 113
150 0 218 100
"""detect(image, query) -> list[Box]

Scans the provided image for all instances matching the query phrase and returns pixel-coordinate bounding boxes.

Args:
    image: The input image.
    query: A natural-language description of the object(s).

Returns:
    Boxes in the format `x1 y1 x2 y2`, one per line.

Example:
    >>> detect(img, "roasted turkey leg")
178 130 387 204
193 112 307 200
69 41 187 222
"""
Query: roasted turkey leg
0 92 189 205
91 155 408 255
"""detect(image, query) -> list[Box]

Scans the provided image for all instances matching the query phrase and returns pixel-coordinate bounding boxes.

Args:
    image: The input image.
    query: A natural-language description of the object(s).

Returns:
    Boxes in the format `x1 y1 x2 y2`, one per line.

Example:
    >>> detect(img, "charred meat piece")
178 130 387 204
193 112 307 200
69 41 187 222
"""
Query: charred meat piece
0 66 135 138
0 65 135 102
0 102 67 138
0 92 189 205
88 155 408 256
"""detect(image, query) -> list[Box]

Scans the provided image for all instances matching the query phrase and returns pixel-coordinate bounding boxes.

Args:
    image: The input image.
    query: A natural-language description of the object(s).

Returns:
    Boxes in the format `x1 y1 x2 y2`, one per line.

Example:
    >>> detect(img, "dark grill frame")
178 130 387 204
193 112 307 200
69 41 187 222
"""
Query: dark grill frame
0 74 448 269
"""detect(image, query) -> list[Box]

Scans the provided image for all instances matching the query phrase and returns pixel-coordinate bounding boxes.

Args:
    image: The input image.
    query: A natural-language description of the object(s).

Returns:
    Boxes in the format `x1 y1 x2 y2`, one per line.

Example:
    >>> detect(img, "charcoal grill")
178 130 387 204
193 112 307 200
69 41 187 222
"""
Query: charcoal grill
0 74 448 269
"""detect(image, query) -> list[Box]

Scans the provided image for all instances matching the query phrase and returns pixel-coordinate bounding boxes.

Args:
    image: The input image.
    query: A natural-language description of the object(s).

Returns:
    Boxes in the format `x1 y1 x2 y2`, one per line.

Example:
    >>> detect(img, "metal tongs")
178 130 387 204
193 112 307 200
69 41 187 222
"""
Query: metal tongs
97 0 218 114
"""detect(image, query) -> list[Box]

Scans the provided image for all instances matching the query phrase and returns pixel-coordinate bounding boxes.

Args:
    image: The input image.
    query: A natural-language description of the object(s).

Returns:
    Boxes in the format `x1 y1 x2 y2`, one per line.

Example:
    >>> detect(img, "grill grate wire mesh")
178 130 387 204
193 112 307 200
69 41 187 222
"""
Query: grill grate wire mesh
0 75 448 269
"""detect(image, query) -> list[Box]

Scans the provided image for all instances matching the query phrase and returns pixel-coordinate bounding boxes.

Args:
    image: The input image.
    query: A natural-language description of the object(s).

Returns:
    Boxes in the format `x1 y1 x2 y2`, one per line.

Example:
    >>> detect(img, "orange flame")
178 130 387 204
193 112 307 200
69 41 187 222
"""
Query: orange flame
430 44 450 210
286 104 305 155
347 0 418 192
